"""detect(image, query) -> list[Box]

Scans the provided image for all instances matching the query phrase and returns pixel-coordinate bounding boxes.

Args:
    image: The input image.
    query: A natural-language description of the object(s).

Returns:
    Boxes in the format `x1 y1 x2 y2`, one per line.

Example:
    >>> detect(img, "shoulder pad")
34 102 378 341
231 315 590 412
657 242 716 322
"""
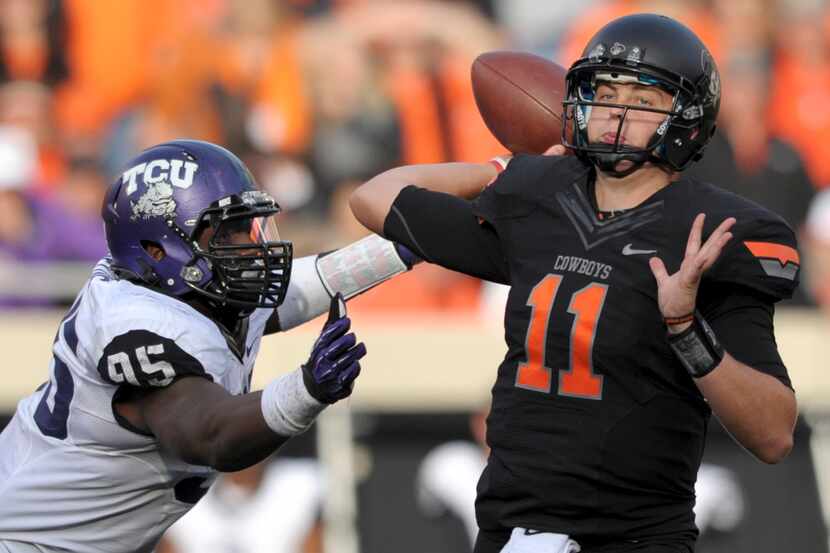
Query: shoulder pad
706 207 800 301
473 155 590 221
86 283 229 386
97 329 210 388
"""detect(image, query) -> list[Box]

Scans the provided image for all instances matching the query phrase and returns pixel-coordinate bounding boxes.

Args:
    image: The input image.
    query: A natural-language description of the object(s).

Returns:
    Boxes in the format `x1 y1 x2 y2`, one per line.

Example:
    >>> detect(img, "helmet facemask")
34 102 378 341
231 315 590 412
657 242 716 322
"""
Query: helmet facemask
563 67 698 177
178 190 293 309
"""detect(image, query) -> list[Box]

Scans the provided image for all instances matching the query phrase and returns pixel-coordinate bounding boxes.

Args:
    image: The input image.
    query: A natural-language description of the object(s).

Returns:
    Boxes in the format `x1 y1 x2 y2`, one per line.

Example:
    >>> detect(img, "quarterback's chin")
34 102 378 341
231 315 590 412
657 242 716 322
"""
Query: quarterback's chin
611 160 636 175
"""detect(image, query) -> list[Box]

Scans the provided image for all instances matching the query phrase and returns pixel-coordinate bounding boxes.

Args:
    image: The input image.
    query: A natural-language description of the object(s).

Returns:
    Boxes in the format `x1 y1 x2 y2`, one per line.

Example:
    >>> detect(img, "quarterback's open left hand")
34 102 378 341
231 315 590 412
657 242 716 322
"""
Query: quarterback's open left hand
649 213 736 324
302 293 367 404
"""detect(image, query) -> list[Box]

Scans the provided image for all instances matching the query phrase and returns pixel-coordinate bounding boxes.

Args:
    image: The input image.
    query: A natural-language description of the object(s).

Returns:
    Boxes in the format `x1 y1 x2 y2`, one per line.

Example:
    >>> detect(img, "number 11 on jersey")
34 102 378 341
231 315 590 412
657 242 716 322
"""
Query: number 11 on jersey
516 274 607 400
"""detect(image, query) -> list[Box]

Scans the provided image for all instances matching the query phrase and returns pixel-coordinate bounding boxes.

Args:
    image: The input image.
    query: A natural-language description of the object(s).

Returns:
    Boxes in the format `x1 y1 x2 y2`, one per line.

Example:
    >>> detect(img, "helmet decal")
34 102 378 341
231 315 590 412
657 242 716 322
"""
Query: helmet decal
124 158 200 221
709 70 720 98
122 159 199 195
656 117 671 136
588 43 606 61
626 46 643 64
576 103 589 130
609 42 626 56
682 104 704 120
130 181 177 221
702 50 721 100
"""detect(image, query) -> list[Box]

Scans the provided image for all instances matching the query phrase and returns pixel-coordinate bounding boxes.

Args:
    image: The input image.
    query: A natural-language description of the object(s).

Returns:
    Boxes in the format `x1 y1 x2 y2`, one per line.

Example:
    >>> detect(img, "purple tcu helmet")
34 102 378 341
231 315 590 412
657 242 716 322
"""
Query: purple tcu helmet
102 140 293 308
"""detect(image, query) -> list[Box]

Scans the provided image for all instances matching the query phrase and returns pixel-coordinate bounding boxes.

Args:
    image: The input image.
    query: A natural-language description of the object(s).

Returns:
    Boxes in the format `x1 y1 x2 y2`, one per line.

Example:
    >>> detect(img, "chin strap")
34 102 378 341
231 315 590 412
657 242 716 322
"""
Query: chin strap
588 148 670 178
591 152 646 178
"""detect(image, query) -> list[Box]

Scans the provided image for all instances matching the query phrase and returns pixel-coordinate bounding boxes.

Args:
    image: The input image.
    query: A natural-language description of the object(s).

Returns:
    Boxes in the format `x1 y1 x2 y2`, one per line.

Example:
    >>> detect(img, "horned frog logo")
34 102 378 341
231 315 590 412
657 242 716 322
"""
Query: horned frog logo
122 157 198 221
130 181 177 221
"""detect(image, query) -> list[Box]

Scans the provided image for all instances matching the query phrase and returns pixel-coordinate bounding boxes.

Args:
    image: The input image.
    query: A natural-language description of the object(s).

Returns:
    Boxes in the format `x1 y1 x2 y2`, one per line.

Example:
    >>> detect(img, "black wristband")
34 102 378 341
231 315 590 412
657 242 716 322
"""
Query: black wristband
667 311 725 378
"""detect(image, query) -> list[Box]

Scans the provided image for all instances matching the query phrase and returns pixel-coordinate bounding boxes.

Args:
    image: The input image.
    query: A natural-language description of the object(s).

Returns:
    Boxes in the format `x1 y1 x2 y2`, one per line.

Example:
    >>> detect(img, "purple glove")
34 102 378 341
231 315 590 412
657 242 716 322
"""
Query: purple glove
302 293 367 404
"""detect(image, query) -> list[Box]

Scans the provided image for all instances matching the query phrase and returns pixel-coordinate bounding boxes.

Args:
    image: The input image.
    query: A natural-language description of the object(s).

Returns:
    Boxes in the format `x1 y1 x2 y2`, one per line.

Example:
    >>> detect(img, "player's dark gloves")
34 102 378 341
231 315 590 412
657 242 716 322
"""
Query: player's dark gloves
302 293 366 404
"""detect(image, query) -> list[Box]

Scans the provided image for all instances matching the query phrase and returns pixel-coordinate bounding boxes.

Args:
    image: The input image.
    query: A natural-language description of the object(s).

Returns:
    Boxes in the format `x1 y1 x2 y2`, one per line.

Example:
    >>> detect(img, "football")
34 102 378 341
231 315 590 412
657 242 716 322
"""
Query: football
471 51 568 155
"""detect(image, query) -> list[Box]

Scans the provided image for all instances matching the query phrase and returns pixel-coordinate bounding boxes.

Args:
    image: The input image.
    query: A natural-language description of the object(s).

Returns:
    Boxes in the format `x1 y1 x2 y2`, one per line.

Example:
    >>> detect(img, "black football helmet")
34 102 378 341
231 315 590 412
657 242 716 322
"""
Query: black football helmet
563 13 721 177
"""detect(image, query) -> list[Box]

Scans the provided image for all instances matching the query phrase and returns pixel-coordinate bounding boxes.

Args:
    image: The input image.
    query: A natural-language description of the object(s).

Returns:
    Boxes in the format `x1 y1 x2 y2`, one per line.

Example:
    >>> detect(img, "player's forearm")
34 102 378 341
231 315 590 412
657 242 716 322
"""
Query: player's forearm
198 391 292 471
350 162 497 234
695 353 797 464
141 378 292 472
156 390 290 472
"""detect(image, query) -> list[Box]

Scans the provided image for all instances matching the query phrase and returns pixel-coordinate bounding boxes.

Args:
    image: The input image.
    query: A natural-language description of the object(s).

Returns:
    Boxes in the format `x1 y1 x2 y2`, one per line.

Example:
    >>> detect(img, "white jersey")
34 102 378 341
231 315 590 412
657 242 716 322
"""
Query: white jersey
0 258 272 553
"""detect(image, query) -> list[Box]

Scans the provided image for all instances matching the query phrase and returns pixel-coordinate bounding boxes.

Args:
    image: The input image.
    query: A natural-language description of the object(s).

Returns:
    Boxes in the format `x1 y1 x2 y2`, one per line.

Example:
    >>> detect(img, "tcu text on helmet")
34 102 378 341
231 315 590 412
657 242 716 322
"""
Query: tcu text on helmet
122 159 199 195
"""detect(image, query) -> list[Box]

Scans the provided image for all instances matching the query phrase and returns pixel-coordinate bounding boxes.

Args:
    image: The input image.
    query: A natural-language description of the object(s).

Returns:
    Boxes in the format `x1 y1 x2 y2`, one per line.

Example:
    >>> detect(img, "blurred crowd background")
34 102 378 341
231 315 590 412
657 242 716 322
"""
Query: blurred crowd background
3 0 830 552
4 0 830 313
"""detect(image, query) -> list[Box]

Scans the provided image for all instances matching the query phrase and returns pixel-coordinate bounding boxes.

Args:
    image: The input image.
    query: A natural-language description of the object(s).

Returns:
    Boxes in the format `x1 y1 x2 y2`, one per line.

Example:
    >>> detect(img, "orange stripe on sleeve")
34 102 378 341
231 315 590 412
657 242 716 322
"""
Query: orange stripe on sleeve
743 241 800 266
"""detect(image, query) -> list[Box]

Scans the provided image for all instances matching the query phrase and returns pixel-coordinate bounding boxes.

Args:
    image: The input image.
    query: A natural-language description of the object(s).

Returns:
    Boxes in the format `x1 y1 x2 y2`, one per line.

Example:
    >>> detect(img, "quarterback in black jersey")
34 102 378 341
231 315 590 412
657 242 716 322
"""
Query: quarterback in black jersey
351 13 799 553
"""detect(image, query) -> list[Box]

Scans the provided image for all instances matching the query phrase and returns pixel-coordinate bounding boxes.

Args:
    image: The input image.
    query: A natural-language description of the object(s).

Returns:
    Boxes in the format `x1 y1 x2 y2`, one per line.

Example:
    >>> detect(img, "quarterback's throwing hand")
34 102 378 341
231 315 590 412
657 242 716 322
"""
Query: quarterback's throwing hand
302 293 367 404
543 144 568 156
648 214 736 324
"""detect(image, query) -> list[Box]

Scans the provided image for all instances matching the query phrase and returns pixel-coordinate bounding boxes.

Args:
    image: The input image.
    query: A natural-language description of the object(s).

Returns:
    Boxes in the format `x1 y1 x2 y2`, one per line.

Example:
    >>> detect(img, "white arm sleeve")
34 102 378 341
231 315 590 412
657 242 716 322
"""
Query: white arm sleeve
275 255 330 331
275 234 410 331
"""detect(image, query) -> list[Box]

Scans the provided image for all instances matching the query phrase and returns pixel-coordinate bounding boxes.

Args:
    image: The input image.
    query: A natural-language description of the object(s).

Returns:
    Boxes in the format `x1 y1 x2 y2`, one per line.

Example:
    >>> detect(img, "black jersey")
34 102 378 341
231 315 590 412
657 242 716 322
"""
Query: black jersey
383 155 799 544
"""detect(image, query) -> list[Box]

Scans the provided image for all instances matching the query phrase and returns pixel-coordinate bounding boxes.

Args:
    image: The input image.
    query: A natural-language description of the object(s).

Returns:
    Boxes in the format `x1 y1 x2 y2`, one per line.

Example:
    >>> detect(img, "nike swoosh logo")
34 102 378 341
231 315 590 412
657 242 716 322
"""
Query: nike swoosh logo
246 343 255 357
622 243 657 256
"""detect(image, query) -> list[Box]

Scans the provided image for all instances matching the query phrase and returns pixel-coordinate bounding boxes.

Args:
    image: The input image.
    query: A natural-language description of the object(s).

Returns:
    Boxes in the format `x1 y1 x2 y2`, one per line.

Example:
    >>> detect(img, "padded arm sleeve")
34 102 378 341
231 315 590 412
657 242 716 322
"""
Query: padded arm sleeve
383 186 510 284
268 235 413 332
